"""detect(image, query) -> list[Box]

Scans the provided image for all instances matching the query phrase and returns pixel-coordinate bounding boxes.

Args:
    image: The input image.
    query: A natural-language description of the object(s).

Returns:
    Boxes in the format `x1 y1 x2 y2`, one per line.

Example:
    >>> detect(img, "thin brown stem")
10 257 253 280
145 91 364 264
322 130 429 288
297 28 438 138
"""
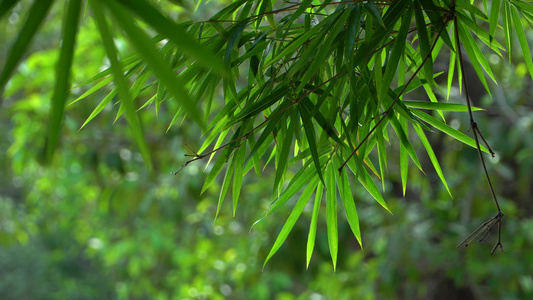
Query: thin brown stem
453 4 504 254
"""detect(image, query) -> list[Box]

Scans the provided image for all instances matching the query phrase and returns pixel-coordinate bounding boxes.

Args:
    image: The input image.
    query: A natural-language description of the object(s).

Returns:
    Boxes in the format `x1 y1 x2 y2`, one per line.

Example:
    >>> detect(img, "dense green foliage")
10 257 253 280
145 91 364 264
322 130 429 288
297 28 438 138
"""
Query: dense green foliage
1 0 533 299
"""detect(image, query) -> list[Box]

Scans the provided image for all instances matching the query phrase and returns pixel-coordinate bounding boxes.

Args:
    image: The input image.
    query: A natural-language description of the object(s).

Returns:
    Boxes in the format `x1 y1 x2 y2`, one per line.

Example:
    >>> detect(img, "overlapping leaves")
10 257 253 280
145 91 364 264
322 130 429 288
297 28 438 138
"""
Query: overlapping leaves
1 0 532 268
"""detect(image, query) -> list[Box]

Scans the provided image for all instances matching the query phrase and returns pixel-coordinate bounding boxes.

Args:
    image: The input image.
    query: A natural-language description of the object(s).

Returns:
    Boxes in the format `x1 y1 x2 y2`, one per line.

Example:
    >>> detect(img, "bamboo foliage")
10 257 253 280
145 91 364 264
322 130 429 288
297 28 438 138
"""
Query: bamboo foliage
1 0 532 267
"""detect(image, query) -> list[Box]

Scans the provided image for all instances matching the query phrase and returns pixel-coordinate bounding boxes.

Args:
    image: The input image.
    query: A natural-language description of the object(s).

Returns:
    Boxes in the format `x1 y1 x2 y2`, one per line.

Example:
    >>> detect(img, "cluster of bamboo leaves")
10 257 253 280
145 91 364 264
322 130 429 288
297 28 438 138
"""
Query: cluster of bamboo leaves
1 0 533 268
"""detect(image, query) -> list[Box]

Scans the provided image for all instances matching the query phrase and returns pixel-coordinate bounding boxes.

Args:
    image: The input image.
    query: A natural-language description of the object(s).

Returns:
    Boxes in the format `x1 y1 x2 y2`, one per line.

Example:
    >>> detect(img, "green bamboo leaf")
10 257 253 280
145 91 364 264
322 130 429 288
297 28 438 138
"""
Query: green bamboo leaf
325 162 338 271
414 0 434 87
300 98 343 145
388 113 422 171
273 118 294 194
297 9 351 91
137 94 156 112
344 4 361 68
419 0 453 49
413 123 452 196
458 12 504 56
365 1 385 28
376 123 387 190
513 0 533 17
74 55 141 88
306 182 323 269
231 85 291 124
457 21 493 94
359 162 390 213
263 177 318 268
0 0 18 20
411 109 491 154
209 0 248 21
299 104 325 186
264 20 325 68
225 18 249 65
246 133 263 177
0 0 53 94
287 0 314 26
69 76 114 106
345 152 391 213
244 112 284 166
116 0 228 76
91 3 153 171
102 0 205 127
287 12 337 79
382 10 412 100
338 168 362 248
216 157 234 220
115 69 151 120
447 49 456 100
403 100 484 111
458 18 497 84
267 155 328 216
399 116 409 196
79 88 117 130
232 144 246 216
47 0 82 162
503 1 514 61
510 5 533 80
166 107 184 133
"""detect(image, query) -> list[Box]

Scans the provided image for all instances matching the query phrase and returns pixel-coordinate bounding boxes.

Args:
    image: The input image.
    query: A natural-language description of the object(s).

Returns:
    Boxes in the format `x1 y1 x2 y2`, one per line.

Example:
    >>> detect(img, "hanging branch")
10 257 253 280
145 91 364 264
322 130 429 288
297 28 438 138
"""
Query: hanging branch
452 2 505 255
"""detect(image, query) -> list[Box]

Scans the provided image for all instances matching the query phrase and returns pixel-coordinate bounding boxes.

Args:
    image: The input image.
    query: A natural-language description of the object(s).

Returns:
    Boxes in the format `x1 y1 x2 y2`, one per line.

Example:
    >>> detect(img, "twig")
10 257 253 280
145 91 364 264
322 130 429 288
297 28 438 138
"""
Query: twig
452 1 504 254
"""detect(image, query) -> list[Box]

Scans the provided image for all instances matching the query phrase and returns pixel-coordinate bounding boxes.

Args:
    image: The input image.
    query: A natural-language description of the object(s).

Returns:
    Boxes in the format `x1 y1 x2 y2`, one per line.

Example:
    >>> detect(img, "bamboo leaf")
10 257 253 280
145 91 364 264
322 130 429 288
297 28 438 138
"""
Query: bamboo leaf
91 2 153 171
216 157 234 220
365 1 385 28
413 123 452 196
510 5 533 80
47 0 82 162
0 0 18 20
79 88 117 130
232 142 246 216
411 109 491 154
272 117 294 194
307 182 323 269
325 162 338 271
116 0 228 75
263 177 318 268
403 100 484 111
102 0 205 127
389 113 423 171
414 0 434 86
0 0 53 94
338 168 362 248
399 116 409 196
299 104 325 186
457 21 493 94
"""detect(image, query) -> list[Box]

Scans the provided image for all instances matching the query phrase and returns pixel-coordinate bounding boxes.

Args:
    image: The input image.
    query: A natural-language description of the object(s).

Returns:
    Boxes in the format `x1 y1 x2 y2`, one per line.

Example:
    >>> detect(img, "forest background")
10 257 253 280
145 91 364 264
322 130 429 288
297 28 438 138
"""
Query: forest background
1 0 533 299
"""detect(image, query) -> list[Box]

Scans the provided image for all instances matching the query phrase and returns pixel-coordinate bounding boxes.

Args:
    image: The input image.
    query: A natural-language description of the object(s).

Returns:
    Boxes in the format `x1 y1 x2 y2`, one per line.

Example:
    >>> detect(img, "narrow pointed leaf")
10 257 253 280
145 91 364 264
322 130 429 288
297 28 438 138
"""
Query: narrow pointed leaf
92 3 153 171
47 0 82 161
0 0 53 94
307 182 323 269
102 0 205 127
325 162 338 271
263 177 318 267
413 123 452 196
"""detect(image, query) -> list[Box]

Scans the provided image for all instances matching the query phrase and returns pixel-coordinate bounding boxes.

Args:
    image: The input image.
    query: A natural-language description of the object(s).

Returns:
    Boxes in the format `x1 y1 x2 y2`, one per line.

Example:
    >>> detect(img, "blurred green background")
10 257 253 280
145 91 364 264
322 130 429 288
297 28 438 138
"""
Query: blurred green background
1 1 533 299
